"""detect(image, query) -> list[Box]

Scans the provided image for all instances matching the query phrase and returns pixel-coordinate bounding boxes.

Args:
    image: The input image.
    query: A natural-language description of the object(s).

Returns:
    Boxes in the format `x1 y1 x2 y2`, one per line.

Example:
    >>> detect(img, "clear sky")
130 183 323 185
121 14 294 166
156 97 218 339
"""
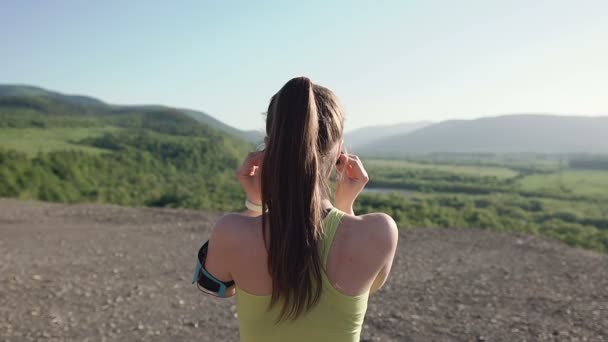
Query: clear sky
2 0 607 132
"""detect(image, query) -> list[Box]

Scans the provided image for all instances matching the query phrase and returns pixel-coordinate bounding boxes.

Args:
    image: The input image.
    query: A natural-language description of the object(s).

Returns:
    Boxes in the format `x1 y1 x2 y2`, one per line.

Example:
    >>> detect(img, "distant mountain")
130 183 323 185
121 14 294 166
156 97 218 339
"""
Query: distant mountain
345 121 431 150
0 85 106 108
0 84 261 143
357 114 608 156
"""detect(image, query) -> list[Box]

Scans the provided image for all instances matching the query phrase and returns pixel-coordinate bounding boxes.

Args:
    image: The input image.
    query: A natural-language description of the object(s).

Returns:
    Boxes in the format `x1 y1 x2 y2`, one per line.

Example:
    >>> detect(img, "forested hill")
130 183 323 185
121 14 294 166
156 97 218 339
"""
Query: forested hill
0 84 263 143
357 114 608 157
0 84 255 210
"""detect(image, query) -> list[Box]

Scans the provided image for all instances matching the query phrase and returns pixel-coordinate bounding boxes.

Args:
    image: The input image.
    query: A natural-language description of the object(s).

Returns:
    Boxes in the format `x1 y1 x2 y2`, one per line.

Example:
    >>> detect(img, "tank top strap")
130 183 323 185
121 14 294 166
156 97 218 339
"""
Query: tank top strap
320 207 345 267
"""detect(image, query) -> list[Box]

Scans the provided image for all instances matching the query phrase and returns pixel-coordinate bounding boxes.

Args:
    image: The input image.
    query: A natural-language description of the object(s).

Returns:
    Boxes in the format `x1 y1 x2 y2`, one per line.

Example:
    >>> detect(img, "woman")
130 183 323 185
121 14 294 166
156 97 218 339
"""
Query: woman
200 77 398 341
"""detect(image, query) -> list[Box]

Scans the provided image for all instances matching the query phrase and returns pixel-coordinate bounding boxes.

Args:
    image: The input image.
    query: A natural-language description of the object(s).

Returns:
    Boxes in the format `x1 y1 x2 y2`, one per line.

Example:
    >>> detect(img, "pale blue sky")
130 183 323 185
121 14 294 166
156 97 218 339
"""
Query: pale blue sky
2 0 607 131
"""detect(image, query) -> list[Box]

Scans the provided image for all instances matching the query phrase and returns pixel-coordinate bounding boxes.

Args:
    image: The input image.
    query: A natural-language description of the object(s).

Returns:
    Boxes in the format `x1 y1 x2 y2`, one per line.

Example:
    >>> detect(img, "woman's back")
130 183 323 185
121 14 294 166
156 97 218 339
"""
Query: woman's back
236 207 367 342
207 206 398 342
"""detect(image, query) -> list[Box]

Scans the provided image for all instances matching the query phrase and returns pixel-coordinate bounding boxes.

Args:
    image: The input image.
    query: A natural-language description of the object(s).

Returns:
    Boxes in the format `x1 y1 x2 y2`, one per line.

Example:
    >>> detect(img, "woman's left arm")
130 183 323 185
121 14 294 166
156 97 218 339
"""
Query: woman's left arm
204 215 239 297
235 151 264 217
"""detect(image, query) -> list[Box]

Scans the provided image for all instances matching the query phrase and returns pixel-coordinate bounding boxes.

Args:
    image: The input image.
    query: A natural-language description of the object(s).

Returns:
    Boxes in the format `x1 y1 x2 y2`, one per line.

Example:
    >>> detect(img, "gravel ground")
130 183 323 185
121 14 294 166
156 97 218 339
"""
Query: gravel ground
0 198 606 341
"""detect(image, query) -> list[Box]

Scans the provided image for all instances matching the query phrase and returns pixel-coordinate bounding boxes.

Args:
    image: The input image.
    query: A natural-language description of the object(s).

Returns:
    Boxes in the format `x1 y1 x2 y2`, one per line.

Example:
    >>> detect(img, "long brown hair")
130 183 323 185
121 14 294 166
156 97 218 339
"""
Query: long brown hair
261 77 344 321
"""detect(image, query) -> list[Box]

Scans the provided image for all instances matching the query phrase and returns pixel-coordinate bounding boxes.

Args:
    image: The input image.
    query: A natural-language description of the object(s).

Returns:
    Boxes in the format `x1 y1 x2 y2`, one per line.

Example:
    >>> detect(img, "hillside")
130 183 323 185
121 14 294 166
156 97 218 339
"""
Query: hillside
0 84 107 107
345 121 431 150
180 109 264 144
0 84 253 211
357 114 608 156
0 84 260 143
1 198 606 341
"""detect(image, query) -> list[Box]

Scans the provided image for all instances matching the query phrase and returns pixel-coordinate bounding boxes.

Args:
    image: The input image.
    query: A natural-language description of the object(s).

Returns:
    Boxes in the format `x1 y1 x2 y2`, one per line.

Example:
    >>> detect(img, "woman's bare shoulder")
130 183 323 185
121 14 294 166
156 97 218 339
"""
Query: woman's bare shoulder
345 211 398 231
210 212 267 249
342 211 399 251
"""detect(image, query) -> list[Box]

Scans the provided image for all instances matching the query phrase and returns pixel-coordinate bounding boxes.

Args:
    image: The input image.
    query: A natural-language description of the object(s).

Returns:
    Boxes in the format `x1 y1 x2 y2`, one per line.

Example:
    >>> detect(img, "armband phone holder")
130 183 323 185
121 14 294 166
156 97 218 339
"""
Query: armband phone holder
192 241 235 297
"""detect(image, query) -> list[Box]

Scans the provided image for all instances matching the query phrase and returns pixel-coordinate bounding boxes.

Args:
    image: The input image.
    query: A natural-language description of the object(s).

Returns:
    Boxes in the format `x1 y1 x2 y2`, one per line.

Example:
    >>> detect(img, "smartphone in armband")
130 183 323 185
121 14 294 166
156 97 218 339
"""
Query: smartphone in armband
192 241 235 298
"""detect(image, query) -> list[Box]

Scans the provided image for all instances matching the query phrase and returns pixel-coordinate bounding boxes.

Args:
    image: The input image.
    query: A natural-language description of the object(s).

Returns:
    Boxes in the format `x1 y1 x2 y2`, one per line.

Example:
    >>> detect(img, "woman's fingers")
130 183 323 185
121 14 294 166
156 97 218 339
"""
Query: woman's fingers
236 151 264 178
344 154 369 182
235 151 265 205
247 150 265 164
247 151 264 176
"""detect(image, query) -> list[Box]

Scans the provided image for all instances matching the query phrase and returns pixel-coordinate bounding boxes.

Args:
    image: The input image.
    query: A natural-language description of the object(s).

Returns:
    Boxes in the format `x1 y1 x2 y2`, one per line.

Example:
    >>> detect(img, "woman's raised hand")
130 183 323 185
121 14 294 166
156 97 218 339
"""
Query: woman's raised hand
235 151 265 205
334 153 369 214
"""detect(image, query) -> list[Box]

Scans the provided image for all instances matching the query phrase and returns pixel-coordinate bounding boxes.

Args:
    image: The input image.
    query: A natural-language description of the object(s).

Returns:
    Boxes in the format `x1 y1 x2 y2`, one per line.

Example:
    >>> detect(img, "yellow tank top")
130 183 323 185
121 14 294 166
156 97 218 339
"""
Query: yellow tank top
235 207 369 342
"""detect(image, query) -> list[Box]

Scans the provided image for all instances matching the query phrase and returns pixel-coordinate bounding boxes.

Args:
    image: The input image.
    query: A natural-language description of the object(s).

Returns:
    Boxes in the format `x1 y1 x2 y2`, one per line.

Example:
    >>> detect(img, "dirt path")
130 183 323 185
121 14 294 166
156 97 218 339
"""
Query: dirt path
0 199 606 341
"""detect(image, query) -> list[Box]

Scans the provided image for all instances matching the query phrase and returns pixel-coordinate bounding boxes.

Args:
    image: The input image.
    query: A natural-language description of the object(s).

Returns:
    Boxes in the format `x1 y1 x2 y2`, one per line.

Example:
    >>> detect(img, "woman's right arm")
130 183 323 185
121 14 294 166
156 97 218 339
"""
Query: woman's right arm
334 154 399 293
334 153 369 215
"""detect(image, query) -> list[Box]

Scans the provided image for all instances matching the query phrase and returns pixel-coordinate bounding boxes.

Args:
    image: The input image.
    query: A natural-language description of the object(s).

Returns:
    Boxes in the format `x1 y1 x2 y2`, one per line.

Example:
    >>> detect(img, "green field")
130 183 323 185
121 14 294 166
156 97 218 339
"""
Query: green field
519 170 608 198
360 157 608 252
367 159 518 179
0 127 121 155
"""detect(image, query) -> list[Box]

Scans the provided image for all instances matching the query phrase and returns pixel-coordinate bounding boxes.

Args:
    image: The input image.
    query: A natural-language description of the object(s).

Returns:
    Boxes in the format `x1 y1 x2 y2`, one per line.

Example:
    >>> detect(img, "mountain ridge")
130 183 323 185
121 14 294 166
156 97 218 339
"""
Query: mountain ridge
345 121 431 150
0 84 262 143
357 114 608 156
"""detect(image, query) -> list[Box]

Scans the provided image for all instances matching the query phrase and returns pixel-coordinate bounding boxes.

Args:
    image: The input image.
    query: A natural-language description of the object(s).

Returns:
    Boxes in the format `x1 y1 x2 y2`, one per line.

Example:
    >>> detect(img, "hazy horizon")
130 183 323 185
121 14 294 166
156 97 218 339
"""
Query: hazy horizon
2 0 607 131
4 82 608 134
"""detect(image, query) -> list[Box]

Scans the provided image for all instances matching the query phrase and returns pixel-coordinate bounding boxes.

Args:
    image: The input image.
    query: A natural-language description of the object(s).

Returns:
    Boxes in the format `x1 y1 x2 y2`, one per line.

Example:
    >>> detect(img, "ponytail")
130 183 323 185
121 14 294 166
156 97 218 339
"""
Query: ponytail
261 77 325 320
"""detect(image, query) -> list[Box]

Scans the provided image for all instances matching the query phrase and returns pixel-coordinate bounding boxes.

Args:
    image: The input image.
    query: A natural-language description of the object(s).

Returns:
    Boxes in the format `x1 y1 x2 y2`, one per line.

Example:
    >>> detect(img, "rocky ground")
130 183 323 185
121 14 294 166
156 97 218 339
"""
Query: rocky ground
0 198 606 341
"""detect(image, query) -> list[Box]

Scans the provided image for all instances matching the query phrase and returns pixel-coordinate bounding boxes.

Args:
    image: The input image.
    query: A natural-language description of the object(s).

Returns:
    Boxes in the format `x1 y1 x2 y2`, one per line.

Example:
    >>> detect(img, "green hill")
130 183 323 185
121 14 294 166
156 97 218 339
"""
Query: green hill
0 84 263 143
180 108 264 144
0 85 253 210
0 84 107 107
